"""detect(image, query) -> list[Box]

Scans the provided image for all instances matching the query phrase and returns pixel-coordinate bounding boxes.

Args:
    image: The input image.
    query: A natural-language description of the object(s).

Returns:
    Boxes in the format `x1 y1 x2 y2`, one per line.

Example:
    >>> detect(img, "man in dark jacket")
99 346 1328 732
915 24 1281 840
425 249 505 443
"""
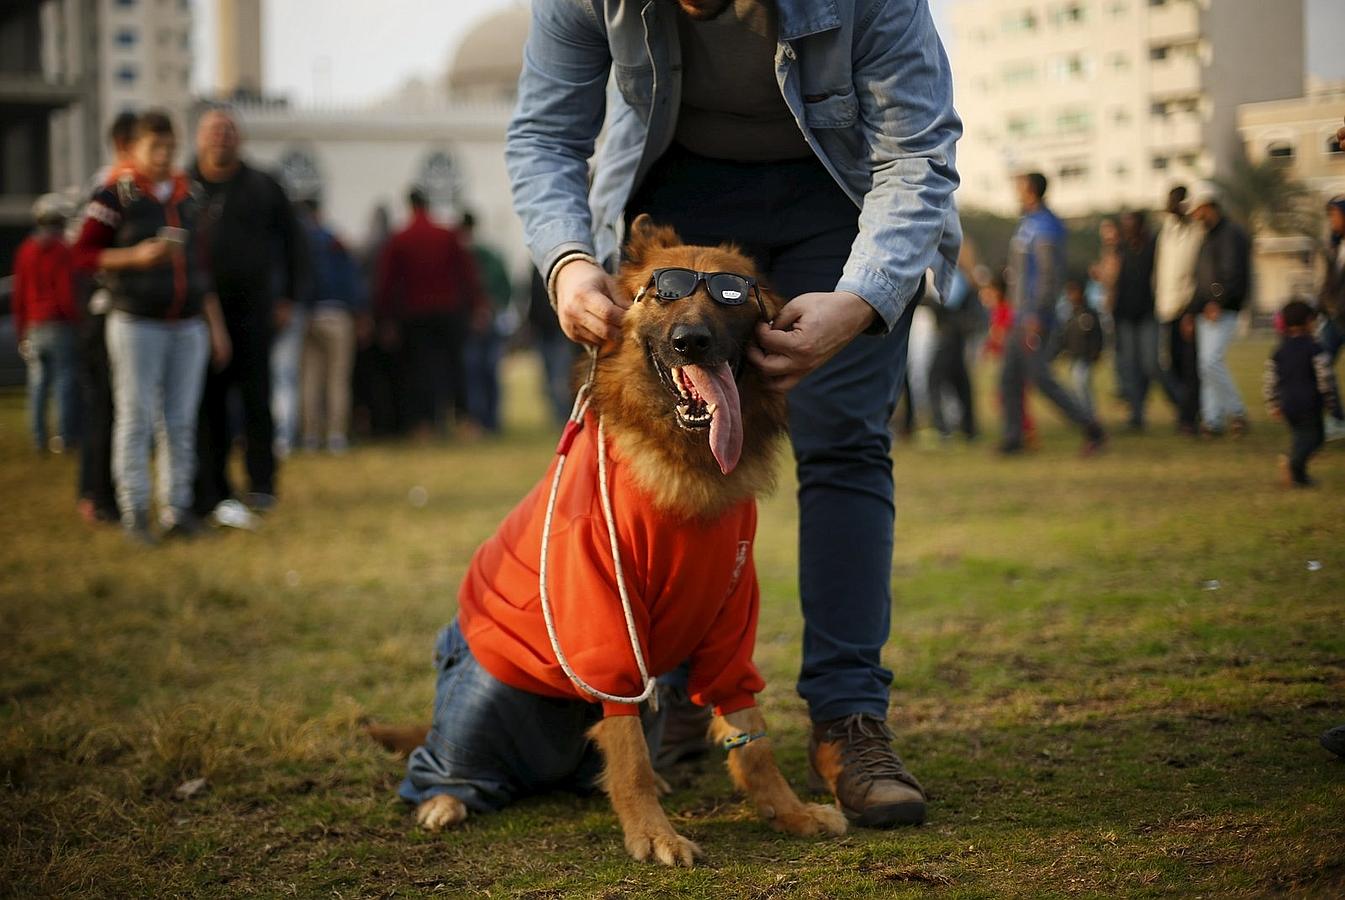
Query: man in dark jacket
1111 211 1159 430
190 108 307 518
1188 184 1250 436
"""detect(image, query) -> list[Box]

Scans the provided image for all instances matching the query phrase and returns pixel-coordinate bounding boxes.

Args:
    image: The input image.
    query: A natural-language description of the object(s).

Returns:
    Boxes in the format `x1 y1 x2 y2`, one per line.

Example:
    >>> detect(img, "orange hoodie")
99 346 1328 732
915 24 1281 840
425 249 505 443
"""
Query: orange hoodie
458 413 765 718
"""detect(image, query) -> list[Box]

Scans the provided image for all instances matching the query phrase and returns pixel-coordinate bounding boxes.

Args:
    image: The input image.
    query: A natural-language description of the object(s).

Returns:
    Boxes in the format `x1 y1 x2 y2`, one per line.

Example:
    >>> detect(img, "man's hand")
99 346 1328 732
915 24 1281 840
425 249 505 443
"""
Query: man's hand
17 337 32 362
555 259 626 346
274 299 294 332
211 325 232 371
1203 300 1222 323
131 238 173 269
746 291 877 393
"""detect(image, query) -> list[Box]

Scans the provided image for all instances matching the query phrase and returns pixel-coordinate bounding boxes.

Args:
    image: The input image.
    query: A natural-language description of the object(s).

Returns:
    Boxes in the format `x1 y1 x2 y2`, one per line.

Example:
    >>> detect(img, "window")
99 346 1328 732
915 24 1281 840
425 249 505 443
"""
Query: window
1108 0 1128 15
1050 2 1087 25
1007 114 1038 137
1059 161 1091 181
1266 141 1295 161
1150 101 1169 118
1057 109 1092 134
116 64 137 84
1109 53 1130 72
1051 53 1089 81
1179 152 1200 168
115 27 137 47
1150 46 1169 61
1113 107 1132 125
1003 10 1039 33
115 0 136 6
1003 61 1037 86
1148 0 1167 7
1152 155 1169 170
1113 162 1130 178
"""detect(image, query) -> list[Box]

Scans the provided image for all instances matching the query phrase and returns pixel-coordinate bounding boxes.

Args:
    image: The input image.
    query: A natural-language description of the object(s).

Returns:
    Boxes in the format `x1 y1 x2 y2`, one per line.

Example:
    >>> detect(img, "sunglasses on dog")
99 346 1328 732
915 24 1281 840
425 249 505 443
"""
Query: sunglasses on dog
635 268 768 318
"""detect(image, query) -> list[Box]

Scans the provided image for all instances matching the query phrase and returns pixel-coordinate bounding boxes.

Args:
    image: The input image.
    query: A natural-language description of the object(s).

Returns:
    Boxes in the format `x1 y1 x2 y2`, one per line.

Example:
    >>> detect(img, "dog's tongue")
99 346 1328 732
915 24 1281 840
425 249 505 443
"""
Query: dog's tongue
683 362 742 475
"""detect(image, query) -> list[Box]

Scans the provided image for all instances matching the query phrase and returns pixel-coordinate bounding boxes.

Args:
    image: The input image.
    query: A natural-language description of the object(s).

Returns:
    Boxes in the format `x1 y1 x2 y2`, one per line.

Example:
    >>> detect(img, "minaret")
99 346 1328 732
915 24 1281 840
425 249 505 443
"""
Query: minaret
217 0 263 96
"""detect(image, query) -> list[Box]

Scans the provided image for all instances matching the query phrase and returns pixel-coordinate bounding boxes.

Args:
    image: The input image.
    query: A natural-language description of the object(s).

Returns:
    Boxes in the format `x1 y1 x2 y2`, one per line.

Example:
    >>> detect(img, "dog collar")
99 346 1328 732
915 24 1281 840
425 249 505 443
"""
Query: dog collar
720 730 768 751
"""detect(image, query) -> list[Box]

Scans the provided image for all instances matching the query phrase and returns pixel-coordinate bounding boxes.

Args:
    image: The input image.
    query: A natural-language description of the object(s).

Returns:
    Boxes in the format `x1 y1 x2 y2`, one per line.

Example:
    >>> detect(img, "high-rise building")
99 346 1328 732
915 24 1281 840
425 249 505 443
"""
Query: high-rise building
949 0 1306 216
97 0 194 126
216 0 262 97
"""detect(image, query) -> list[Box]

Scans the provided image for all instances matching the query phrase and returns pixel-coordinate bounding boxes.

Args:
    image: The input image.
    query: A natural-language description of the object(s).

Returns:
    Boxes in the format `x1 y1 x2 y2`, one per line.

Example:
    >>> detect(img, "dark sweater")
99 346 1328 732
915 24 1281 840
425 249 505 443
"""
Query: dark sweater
1263 333 1340 423
1191 217 1250 314
1113 235 1156 321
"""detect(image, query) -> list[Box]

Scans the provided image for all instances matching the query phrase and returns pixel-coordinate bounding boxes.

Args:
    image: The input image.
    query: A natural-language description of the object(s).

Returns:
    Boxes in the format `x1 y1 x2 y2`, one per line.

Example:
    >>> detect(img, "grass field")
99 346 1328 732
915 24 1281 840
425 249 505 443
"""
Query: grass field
2 337 1343 898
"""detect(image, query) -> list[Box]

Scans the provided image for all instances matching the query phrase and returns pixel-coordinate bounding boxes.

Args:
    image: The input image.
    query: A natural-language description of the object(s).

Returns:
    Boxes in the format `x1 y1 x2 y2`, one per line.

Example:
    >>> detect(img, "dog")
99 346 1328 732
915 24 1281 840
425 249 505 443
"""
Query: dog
369 214 845 866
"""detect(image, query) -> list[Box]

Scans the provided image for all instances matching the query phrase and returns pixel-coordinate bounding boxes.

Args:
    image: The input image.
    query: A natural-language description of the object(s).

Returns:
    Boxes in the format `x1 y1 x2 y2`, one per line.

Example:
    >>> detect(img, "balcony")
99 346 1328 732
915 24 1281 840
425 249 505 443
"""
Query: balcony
0 74 85 109
1147 0 1200 44
1149 57 1202 96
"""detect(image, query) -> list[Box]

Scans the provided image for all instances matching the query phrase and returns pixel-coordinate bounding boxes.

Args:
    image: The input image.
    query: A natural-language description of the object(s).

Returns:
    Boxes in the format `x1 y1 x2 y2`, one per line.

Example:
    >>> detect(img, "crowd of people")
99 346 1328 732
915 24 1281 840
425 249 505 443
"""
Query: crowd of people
9 107 570 544
897 171 1345 484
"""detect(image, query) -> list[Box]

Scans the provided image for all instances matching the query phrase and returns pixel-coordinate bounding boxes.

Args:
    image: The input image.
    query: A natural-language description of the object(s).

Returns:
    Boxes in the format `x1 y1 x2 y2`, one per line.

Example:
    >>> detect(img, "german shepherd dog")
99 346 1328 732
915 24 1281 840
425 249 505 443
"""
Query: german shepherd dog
370 215 844 866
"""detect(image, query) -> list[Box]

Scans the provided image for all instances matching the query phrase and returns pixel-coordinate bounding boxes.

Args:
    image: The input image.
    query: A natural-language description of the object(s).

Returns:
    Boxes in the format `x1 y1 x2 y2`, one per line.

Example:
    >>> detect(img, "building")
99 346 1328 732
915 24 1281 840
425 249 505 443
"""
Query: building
96 0 194 127
229 7 532 278
216 0 262 98
950 0 1306 216
1236 80 1345 312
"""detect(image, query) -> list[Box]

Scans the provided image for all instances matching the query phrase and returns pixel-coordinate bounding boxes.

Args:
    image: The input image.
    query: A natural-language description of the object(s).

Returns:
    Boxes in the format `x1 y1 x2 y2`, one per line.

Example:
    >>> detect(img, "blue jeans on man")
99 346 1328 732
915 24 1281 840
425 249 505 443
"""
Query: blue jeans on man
1196 310 1246 431
105 310 209 525
25 321 78 451
1115 316 1161 428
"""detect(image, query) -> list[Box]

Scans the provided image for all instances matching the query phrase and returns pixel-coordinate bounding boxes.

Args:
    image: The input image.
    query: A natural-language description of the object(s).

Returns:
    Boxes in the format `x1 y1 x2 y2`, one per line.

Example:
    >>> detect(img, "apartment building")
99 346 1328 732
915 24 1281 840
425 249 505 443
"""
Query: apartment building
950 0 1306 216
97 0 194 126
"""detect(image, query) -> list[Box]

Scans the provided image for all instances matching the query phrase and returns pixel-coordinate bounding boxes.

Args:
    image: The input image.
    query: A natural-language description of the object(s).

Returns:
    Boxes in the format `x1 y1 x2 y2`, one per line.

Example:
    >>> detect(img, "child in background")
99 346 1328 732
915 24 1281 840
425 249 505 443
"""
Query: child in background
1060 276 1104 421
981 274 1036 448
1263 301 1341 487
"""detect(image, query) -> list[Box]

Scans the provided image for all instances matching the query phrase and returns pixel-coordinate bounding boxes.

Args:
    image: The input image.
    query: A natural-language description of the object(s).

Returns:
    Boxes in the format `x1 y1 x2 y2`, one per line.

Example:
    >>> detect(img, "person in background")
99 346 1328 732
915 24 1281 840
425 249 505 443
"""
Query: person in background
298 198 366 454
13 194 79 455
1111 210 1159 431
190 107 307 522
375 188 483 441
982 273 1037 448
1187 183 1250 438
271 203 310 459
1061 275 1104 422
528 267 576 426
927 247 979 442
1263 300 1340 487
1094 217 1124 400
1153 185 1203 435
460 210 513 435
77 112 138 525
352 203 404 437
73 110 231 544
1000 172 1105 455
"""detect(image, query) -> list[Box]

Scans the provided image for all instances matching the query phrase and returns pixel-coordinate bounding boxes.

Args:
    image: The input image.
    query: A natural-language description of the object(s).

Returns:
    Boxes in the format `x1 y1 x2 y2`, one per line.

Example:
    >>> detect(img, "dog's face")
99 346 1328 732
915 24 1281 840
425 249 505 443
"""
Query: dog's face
611 215 783 476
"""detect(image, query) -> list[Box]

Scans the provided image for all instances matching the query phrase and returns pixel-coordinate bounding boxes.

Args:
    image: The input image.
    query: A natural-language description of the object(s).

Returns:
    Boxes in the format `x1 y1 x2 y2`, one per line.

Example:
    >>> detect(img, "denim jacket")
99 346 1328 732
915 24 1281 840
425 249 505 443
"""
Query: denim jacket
506 0 962 331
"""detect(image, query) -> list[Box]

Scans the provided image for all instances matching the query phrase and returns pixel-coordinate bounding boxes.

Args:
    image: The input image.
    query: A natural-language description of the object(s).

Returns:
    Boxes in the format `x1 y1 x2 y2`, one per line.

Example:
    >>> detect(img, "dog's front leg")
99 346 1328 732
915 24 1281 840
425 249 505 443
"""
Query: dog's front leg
589 716 702 867
711 708 847 837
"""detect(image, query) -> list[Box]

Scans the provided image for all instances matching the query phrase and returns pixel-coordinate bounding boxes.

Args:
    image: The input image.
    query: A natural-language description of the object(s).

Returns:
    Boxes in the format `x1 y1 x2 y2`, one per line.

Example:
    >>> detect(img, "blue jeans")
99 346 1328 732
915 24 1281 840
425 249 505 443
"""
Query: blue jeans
1115 317 1160 427
1196 311 1246 430
1071 359 1095 421
25 322 78 450
106 311 209 521
270 306 307 453
1000 328 1094 448
401 622 622 812
627 146 914 723
464 321 504 432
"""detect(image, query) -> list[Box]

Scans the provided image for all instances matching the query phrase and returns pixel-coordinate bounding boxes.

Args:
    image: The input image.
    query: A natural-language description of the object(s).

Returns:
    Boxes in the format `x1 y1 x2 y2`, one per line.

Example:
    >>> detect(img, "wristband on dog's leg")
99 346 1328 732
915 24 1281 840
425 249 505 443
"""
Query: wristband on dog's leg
720 731 768 751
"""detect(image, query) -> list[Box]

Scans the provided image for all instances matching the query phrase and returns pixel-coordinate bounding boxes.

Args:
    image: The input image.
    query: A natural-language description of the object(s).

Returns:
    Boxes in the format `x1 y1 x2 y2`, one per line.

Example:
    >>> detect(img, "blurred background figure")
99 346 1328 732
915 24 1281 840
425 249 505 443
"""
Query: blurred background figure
981 272 1036 449
271 215 309 459
460 210 513 436
13 193 79 455
1188 183 1251 437
527 267 576 426
927 245 982 442
1093 217 1124 402
77 113 139 525
352 204 404 437
1319 196 1345 365
1153 185 1203 436
1263 300 1340 487
375 188 482 441
191 107 308 521
298 198 365 454
1061 275 1104 422
1112 210 1159 431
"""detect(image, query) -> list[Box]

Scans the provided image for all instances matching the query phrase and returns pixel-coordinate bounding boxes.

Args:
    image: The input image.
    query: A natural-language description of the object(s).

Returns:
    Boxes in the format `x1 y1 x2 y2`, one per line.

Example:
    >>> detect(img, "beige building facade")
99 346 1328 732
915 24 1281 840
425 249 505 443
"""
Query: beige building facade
216 0 263 97
950 0 1305 216
1236 82 1345 312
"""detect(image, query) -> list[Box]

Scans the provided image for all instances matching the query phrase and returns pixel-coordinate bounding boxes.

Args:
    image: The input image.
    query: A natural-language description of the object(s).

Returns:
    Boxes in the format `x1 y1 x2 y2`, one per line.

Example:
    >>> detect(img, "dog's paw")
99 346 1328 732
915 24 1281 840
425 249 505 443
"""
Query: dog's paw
415 795 467 832
764 801 848 838
624 827 703 867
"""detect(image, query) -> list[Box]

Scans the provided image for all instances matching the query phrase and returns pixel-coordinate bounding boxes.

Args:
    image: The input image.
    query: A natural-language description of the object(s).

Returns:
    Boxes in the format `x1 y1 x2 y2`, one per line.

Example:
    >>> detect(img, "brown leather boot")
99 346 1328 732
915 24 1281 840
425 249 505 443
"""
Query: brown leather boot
808 714 927 827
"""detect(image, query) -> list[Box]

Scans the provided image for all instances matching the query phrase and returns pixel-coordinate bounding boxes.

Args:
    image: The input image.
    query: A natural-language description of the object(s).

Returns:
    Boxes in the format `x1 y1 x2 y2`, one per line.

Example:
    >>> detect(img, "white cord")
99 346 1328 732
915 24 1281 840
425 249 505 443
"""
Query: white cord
537 350 657 708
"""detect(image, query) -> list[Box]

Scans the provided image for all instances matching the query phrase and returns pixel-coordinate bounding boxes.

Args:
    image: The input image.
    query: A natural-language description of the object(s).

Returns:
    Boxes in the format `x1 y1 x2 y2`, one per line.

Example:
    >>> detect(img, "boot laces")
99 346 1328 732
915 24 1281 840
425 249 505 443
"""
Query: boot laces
825 714 907 785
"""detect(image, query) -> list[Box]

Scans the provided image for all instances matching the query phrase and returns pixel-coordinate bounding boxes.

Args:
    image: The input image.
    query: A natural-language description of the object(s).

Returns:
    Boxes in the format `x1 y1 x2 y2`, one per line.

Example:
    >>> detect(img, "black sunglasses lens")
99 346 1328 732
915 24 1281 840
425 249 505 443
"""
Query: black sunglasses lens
708 273 750 305
655 269 697 300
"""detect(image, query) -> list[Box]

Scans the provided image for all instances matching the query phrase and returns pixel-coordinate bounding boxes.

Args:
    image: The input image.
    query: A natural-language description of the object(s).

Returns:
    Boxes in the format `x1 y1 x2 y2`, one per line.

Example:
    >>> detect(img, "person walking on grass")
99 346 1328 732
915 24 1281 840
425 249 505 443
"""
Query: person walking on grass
190 107 308 523
298 198 366 454
999 172 1105 456
1187 183 1251 438
1111 210 1159 431
505 0 961 827
1263 301 1340 488
1061 276 1103 421
1153 185 1203 435
460 210 514 436
13 194 79 456
73 110 231 544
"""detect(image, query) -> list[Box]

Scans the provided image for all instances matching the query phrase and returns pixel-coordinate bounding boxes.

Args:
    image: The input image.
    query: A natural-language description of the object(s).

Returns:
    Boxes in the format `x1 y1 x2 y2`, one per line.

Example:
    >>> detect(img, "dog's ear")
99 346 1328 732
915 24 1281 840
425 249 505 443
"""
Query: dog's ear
757 282 787 322
625 214 681 267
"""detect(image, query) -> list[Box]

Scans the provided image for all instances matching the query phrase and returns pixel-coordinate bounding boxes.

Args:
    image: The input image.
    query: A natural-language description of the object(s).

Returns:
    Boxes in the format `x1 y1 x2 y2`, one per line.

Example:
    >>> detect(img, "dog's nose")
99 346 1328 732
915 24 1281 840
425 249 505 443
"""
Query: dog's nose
670 323 713 359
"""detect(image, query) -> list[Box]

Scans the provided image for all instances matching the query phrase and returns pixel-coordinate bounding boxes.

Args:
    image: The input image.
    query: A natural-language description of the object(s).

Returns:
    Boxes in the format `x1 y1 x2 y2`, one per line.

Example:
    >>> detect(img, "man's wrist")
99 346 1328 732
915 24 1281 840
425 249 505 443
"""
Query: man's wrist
546 252 601 309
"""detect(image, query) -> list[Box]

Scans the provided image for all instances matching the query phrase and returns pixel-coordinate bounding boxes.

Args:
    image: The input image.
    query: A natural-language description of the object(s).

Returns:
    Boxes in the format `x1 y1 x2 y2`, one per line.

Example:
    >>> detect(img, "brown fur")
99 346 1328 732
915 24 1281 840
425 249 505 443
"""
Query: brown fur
590 214 788 520
370 219 838 862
